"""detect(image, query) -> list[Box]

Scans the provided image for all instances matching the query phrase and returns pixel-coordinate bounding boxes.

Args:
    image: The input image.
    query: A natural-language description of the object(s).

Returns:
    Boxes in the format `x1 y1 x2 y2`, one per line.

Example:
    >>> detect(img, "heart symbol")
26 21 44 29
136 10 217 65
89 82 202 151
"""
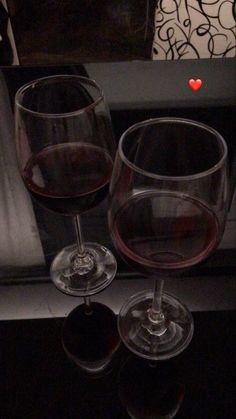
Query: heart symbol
188 79 202 92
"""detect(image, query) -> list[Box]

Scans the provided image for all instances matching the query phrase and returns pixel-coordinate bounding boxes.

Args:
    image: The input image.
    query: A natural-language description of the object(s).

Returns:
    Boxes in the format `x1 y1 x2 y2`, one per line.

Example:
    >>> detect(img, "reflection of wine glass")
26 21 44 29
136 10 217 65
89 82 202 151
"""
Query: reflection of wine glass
109 118 229 360
15 75 120 372
15 74 117 296
62 301 121 374
119 355 185 419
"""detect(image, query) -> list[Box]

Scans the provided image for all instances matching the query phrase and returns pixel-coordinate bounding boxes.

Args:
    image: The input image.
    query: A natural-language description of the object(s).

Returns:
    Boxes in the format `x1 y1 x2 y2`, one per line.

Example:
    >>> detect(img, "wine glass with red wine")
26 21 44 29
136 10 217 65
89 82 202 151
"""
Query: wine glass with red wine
15 74 117 296
15 75 120 372
109 117 229 360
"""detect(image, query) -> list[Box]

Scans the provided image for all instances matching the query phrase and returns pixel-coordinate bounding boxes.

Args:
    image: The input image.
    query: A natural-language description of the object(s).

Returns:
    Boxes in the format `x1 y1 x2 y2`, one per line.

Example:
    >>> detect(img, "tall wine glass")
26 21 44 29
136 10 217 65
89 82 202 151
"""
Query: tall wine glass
15 75 120 373
109 118 229 360
15 74 117 297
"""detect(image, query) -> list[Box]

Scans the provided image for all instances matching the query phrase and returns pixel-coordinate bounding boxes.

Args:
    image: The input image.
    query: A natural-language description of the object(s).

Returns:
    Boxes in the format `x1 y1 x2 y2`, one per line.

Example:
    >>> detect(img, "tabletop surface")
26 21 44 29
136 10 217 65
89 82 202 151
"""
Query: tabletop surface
1 309 235 419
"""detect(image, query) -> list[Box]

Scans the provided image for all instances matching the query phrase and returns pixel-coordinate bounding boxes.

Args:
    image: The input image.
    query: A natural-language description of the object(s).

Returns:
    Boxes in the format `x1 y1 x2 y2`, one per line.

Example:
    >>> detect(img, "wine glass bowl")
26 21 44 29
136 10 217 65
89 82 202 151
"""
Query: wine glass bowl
15 75 117 297
109 118 228 360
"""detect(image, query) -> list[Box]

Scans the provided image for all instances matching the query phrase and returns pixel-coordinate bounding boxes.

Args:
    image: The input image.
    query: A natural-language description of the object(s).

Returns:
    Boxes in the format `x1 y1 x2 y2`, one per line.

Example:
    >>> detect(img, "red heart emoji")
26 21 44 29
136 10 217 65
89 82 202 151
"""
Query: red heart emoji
188 79 202 92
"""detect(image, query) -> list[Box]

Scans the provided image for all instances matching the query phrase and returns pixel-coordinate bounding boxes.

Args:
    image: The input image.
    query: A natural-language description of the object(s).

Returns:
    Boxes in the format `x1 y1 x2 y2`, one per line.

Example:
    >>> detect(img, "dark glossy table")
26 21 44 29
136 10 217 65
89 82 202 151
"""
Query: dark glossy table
1 308 235 419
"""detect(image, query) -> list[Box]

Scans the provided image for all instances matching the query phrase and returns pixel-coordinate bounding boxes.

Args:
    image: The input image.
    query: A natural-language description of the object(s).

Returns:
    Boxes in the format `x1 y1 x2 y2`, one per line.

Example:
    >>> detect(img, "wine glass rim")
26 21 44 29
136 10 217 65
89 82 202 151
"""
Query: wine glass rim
14 74 104 118
118 117 228 181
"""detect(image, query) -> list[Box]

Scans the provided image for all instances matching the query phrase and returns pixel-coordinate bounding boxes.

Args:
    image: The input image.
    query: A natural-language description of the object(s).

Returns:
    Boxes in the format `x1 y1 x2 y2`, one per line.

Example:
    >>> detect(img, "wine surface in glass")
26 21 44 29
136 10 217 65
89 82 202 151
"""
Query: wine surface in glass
23 142 113 215
112 191 219 275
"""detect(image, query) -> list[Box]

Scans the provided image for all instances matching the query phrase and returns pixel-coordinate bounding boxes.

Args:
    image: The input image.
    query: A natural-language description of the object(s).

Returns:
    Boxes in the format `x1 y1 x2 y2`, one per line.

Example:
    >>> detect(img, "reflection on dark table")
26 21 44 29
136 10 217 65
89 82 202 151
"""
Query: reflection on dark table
119 354 185 418
1 310 235 418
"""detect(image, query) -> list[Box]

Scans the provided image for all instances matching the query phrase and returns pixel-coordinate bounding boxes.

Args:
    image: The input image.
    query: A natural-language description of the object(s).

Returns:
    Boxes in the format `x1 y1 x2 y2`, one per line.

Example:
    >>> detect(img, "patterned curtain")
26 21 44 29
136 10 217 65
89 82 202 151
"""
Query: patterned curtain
152 0 236 59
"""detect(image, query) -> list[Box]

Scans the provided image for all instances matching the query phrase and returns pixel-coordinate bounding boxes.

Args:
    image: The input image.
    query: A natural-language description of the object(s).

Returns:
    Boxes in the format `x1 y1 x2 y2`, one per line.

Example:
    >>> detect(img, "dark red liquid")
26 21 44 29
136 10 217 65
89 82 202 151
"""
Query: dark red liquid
23 143 113 215
62 303 120 364
111 191 219 275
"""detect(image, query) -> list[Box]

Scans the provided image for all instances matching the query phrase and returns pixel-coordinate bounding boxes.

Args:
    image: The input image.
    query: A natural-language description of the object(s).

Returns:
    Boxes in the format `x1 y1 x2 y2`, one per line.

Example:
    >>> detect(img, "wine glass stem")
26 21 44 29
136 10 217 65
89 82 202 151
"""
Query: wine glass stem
72 215 95 276
152 278 164 315
147 279 167 335
84 296 93 315
74 215 85 256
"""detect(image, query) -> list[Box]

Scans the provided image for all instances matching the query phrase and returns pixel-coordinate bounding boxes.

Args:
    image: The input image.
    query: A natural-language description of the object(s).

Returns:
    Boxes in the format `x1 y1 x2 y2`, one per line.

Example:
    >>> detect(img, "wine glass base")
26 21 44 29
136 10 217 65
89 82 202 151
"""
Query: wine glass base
118 290 194 360
62 302 121 374
50 242 117 296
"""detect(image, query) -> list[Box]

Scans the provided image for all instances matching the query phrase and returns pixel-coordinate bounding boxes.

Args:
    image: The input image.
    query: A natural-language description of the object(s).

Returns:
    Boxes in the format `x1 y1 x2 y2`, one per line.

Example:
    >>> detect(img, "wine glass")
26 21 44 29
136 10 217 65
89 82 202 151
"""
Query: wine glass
109 117 229 360
15 75 120 372
15 74 117 296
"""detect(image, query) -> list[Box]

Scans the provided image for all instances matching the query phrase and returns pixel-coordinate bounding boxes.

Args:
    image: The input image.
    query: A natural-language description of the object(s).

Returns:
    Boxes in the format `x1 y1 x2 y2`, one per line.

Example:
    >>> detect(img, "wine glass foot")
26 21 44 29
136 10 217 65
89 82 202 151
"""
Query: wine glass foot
118 290 194 360
62 302 121 373
50 242 117 296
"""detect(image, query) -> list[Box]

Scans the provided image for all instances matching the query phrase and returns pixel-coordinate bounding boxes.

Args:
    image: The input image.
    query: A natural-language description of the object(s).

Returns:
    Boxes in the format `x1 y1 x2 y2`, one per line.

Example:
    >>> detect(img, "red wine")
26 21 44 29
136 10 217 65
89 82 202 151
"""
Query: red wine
23 143 113 215
62 303 120 370
111 191 219 275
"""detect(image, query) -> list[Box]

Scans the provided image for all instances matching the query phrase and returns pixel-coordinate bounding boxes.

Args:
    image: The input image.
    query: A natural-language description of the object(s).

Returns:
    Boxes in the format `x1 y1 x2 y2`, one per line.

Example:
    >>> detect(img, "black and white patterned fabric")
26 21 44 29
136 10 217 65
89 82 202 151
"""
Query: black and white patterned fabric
152 0 236 59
